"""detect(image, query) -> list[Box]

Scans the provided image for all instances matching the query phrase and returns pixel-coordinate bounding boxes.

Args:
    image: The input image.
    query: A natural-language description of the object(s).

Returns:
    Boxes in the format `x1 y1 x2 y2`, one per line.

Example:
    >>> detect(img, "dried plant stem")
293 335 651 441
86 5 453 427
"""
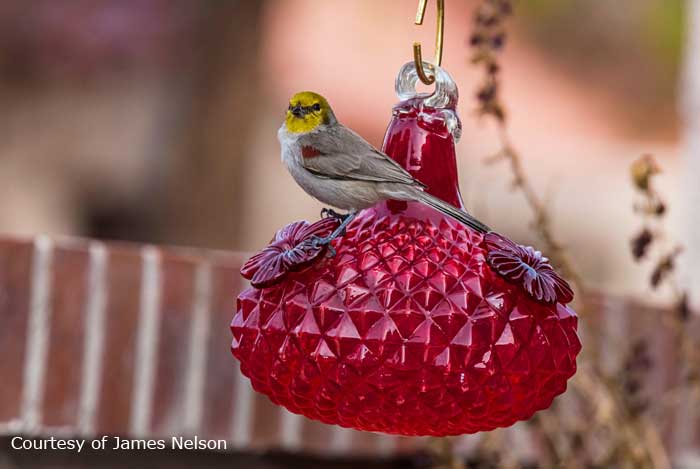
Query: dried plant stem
574 368 671 469
496 128 585 294
530 412 571 468
493 126 604 367
486 71 678 469
629 154 699 434
467 2 682 467
494 127 674 469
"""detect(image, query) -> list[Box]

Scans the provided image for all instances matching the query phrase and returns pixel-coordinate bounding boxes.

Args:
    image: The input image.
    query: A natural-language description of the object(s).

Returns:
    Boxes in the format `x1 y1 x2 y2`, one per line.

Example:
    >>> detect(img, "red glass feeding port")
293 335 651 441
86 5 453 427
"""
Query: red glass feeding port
231 64 580 436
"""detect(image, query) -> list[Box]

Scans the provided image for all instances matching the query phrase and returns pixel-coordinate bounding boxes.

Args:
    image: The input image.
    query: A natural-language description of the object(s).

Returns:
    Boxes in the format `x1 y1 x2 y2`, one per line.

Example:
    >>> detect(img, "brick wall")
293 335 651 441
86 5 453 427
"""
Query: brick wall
0 235 415 459
0 235 695 462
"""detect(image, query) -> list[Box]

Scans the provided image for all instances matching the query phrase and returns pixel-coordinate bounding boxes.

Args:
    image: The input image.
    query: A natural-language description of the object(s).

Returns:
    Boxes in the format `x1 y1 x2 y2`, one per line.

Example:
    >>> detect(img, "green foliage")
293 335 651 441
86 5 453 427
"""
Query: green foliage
517 0 685 71
514 0 686 135
643 0 685 70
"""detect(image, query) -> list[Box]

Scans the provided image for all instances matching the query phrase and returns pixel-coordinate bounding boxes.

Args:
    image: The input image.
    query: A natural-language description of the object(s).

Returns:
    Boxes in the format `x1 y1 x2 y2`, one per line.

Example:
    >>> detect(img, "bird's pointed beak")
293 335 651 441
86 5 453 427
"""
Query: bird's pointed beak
291 104 303 118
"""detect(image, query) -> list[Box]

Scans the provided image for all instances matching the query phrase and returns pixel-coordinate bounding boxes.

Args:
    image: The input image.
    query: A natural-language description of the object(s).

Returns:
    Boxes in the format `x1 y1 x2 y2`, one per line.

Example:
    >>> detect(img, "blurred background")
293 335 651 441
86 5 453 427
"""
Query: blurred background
0 0 698 467
0 0 690 298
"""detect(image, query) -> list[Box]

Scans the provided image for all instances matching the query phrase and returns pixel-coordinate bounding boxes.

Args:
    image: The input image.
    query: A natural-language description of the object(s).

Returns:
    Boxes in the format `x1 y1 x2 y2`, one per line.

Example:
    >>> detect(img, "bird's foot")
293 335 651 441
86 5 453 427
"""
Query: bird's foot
312 211 357 258
321 207 351 223
310 235 337 258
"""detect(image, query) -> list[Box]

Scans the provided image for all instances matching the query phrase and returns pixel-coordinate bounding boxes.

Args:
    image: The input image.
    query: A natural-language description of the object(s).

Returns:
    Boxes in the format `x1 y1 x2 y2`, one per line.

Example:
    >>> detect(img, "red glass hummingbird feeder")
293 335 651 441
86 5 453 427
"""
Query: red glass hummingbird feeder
231 63 580 436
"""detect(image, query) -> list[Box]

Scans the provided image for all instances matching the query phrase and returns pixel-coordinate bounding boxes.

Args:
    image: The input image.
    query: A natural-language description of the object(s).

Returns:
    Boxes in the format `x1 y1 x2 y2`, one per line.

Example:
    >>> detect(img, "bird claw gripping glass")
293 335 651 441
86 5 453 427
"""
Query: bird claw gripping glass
232 62 581 436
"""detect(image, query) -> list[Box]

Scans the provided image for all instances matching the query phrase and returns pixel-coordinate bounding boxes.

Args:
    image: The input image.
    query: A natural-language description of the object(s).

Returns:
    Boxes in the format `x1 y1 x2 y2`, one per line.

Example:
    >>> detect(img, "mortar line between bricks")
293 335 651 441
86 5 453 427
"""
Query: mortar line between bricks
230 361 254 449
230 273 255 449
130 246 163 437
182 261 213 435
375 433 398 457
20 235 54 432
77 242 109 435
455 431 482 458
329 425 353 454
279 408 302 451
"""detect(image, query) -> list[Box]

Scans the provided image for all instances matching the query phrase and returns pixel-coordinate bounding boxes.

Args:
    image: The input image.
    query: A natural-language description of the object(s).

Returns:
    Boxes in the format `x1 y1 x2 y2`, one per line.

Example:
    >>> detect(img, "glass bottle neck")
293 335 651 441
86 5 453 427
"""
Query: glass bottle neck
381 100 464 209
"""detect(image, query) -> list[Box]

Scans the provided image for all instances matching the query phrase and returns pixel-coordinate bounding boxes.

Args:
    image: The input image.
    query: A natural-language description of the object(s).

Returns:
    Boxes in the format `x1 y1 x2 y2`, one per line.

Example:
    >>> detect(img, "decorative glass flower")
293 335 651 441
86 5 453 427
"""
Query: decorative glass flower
483 232 574 304
241 218 339 288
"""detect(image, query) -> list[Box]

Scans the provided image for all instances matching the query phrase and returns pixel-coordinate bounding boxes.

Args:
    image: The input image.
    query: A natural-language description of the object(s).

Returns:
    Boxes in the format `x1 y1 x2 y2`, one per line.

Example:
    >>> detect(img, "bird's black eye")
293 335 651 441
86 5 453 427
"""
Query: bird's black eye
312 103 321 111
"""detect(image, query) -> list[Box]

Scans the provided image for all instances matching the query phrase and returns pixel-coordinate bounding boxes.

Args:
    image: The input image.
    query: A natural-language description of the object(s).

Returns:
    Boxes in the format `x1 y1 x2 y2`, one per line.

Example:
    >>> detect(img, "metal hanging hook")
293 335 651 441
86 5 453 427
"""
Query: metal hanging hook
413 0 444 85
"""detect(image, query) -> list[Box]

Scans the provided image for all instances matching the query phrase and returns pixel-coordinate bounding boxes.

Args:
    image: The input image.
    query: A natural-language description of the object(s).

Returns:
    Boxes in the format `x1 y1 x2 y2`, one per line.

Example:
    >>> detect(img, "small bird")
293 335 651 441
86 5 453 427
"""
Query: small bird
278 91 490 246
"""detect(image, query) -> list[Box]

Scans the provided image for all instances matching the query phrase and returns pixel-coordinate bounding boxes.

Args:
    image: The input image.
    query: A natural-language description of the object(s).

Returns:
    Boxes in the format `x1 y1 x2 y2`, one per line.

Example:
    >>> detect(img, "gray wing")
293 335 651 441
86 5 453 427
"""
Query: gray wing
299 125 426 188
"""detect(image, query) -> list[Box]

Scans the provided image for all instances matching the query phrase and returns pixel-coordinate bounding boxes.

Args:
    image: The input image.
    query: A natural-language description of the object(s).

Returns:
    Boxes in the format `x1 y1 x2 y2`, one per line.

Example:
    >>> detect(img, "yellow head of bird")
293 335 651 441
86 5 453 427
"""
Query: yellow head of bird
285 91 335 133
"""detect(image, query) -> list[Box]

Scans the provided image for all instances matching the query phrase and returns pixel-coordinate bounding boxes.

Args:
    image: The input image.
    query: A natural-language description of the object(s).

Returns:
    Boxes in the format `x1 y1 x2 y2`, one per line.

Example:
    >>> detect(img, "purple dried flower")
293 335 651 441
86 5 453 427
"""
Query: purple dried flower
483 232 574 304
241 218 339 288
631 228 653 261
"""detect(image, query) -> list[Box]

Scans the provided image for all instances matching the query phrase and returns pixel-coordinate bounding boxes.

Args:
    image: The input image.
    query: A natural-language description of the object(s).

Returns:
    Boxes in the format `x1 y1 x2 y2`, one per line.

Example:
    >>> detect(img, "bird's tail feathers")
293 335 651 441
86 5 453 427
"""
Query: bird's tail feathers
414 191 490 233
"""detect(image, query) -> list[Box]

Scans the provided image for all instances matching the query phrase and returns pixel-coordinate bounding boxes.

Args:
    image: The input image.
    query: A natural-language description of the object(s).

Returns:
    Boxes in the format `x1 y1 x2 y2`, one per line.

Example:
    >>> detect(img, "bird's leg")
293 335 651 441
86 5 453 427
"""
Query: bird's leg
325 211 357 240
311 211 357 256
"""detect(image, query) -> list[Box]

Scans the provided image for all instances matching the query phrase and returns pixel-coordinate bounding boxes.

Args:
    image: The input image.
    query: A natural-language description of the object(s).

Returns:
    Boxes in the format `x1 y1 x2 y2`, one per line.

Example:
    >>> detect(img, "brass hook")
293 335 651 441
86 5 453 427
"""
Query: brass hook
413 0 444 85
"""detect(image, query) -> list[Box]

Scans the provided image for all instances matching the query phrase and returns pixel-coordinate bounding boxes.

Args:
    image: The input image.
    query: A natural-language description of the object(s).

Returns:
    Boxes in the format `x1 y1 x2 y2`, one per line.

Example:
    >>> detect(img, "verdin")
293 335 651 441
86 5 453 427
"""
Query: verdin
278 91 490 247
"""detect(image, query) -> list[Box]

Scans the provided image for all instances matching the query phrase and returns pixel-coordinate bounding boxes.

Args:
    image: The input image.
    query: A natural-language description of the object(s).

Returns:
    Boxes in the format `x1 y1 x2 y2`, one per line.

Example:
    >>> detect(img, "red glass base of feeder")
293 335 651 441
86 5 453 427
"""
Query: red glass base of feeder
233 207 580 436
